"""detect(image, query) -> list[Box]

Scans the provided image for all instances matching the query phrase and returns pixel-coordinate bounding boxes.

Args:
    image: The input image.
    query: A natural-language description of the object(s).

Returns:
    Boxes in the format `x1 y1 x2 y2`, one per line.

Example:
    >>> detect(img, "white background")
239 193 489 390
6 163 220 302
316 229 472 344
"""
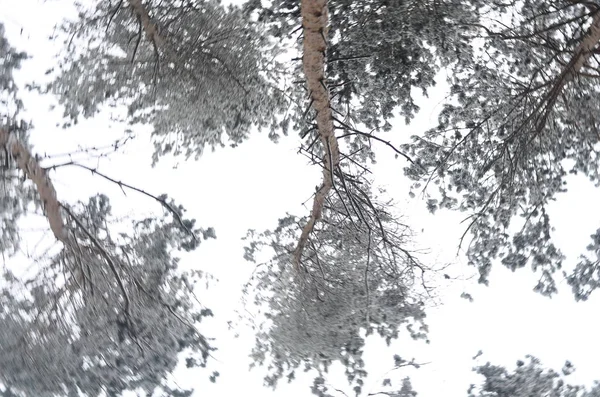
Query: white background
2 0 600 395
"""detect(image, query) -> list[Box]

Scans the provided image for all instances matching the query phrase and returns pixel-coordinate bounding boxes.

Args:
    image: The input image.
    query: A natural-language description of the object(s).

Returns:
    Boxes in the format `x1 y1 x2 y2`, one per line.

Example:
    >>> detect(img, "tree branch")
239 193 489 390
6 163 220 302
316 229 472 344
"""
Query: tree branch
61 204 131 316
335 122 418 166
46 161 198 242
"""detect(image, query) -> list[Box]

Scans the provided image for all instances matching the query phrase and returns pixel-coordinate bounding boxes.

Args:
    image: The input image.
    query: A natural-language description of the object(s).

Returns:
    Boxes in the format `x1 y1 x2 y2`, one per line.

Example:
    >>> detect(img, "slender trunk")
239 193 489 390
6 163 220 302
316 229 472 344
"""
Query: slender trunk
536 10 600 132
561 11 600 81
128 0 166 47
0 128 67 242
293 0 340 271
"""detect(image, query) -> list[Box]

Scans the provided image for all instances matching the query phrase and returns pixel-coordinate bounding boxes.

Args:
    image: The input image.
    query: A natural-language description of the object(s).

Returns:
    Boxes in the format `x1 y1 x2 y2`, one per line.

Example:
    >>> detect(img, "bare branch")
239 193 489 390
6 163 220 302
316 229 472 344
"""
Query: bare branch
61 205 131 316
46 161 198 242
334 120 418 166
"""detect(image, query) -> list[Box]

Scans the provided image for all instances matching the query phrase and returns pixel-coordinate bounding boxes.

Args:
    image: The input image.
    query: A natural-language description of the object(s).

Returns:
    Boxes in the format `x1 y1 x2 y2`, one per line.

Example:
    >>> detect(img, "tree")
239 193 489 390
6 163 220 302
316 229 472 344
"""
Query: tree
0 195 216 397
243 186 429 393
49 0 287 162
468 356 600 397
237 0 489 390
233 0 487 391
402 0 600 298
1 0 496 394
0 23 35 255
244 0 485 264
5 0 600 396
0 21 216 397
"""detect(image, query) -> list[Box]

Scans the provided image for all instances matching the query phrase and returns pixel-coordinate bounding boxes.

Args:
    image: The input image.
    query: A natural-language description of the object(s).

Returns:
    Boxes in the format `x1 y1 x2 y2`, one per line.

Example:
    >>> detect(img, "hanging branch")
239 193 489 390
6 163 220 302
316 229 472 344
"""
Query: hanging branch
62 204 131 316
293 0 340 271
0 128 67 242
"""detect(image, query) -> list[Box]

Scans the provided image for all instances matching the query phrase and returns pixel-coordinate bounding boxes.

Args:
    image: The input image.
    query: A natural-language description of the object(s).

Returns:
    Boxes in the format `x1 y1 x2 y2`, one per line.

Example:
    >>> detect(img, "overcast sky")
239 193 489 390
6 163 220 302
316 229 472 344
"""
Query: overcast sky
2 1 600 396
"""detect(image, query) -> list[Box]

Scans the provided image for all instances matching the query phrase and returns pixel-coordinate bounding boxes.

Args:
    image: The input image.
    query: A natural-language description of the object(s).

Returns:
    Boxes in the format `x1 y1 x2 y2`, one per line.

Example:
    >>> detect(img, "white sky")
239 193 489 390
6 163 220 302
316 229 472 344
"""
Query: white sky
2 0 600 396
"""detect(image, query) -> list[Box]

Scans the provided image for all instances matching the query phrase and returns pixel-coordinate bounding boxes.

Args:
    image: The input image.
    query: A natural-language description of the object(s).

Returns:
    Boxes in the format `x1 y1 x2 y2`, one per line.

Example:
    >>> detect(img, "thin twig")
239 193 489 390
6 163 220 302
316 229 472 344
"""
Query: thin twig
61 205 131 316
46 162 198 242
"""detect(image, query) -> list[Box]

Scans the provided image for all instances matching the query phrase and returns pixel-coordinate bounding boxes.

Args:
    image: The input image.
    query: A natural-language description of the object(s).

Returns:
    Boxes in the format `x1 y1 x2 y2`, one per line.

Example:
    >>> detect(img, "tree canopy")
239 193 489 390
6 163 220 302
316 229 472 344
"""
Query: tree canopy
403 0 600 298
2 0 600 396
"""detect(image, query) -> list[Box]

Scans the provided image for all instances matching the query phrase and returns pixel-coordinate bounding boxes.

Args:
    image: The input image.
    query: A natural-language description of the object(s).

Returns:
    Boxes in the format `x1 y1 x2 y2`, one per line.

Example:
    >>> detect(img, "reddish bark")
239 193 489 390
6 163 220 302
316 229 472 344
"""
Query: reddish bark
0 128 67 242
293 0 340 271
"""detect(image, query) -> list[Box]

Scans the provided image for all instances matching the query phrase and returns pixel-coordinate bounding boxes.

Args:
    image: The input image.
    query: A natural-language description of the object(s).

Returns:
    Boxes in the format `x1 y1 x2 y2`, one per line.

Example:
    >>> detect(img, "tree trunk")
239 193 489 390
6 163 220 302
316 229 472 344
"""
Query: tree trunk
0 128 67 242
128 0 166 47
293 0 340 271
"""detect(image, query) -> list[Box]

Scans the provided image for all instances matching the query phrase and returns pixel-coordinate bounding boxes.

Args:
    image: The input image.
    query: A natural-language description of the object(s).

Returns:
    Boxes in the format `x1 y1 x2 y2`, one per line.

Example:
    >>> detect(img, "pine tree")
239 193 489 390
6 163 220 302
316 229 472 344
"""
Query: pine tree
6 0 600 396
0 21 216 396
45 0 455 393
49 0 288 162
402 0 600 297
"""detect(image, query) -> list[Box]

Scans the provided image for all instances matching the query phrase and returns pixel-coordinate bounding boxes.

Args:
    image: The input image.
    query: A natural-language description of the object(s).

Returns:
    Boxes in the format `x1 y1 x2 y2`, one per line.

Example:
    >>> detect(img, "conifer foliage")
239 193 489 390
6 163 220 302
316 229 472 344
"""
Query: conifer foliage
3 0 600 396
403 0 600 297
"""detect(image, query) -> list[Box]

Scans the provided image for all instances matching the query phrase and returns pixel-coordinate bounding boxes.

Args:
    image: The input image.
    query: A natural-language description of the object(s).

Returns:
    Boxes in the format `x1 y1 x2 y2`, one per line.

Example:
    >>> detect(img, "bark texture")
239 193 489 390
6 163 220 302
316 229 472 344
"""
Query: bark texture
0 128 67 242
561 11 600 80
293 0 340 271
128 0 166 47
540 10 600 130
